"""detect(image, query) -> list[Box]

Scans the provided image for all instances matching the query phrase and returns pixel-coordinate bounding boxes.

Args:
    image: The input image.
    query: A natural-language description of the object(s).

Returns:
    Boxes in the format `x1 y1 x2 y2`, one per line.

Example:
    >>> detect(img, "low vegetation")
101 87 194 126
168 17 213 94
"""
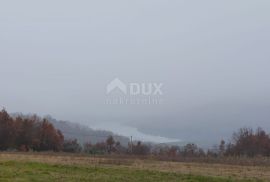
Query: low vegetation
0 153 267 182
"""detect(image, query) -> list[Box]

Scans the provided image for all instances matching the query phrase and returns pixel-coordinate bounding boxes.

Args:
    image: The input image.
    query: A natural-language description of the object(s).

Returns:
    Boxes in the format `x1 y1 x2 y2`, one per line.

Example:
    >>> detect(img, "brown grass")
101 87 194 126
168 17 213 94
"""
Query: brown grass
0 152 270 181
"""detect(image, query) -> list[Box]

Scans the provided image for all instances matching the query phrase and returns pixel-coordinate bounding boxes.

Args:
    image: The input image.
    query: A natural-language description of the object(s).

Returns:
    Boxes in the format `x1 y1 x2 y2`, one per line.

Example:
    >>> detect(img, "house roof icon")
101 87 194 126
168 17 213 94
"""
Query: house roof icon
107 78 127 94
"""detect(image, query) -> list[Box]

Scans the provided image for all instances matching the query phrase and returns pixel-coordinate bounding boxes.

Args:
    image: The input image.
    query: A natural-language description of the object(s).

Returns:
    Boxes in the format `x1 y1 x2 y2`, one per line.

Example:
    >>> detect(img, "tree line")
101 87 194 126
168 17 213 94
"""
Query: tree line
218 127 270 157
1 109 270 157
0 109 63 151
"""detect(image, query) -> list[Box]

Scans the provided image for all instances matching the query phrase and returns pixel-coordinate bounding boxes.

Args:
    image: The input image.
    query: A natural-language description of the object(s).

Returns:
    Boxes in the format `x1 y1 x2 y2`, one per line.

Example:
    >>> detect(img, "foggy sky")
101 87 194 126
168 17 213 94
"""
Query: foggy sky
1 0 270 144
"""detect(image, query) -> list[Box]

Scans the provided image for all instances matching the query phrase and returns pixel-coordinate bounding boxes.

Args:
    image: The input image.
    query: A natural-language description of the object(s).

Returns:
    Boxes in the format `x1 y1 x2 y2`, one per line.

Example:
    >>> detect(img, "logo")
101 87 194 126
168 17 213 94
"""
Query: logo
105 78 163 105
106 78 163 95
107 78 127 94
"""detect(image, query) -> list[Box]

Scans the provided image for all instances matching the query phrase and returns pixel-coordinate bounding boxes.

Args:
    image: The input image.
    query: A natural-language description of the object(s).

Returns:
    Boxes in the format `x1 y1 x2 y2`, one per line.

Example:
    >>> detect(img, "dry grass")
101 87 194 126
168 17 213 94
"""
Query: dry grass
0 152 269 181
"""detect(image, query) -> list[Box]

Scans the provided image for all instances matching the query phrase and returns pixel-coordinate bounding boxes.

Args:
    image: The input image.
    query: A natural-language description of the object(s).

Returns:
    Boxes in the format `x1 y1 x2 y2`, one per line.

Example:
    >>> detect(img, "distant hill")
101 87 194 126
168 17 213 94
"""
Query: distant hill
10 113 130 146
10 113 207 149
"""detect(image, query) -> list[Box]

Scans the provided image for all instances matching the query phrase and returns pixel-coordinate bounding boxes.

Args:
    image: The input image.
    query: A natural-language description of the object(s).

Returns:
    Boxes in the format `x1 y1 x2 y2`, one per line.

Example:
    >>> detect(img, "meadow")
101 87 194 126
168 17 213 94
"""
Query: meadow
0 153 268 182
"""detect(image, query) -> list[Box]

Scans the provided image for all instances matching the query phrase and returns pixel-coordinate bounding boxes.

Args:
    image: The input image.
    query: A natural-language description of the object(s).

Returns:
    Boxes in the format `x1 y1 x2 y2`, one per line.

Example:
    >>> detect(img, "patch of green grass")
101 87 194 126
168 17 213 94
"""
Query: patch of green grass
0 161 263 182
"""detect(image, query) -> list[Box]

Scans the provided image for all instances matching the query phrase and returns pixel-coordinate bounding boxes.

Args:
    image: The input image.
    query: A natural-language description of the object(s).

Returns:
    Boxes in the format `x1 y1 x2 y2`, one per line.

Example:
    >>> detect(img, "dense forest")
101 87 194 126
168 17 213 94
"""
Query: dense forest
1 109 270 158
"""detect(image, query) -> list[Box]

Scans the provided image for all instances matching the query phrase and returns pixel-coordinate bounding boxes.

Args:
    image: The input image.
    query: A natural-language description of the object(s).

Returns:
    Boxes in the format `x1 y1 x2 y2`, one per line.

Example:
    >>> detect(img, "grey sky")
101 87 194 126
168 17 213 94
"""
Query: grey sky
1 0 270 144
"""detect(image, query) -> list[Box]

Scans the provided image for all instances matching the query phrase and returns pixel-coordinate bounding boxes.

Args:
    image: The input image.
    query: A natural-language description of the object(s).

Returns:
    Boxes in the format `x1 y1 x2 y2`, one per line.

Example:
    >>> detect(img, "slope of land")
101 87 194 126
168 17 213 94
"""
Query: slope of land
11 113 130 145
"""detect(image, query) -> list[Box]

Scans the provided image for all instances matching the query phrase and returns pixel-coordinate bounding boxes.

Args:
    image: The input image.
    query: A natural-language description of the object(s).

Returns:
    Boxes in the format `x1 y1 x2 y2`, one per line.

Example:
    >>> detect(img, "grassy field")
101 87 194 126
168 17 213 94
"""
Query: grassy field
0 153 268 182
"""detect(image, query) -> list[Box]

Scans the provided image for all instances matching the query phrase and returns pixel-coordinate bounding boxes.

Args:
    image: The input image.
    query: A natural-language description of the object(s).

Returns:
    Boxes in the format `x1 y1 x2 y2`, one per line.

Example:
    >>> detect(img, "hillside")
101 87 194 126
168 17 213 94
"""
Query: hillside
11 113 130 146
